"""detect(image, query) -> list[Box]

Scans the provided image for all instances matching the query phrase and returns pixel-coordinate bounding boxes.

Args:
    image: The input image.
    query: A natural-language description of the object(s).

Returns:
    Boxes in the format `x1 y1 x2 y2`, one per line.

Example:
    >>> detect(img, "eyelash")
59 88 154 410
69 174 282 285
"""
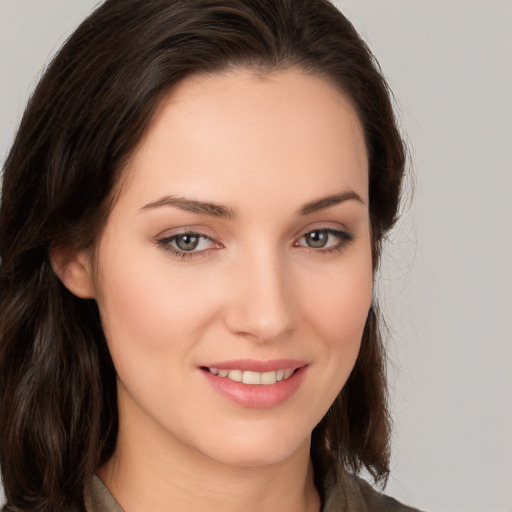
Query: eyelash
295 228 354 254
156 232 219 260
156 228 354 260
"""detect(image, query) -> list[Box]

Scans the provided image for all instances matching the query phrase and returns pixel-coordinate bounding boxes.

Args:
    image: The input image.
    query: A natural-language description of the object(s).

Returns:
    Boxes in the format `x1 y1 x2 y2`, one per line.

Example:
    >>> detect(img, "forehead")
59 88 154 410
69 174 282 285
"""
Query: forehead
120 68 368 211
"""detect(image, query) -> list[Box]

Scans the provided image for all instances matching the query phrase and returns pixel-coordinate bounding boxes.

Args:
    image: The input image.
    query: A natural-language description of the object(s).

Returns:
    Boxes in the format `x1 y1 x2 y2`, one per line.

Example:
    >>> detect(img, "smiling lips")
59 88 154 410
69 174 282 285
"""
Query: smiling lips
200 360 308 408
206 367 295 385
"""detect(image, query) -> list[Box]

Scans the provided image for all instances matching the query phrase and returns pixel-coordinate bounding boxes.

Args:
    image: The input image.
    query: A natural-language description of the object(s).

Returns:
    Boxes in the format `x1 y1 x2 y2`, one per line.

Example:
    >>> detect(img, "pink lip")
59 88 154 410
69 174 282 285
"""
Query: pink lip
199 360 309 408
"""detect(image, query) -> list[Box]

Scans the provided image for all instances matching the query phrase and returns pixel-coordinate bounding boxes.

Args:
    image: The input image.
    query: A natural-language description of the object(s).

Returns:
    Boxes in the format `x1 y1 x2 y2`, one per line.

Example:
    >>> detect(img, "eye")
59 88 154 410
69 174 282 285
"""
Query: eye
295 228 354 253
173 233 203 251
157 231 220 259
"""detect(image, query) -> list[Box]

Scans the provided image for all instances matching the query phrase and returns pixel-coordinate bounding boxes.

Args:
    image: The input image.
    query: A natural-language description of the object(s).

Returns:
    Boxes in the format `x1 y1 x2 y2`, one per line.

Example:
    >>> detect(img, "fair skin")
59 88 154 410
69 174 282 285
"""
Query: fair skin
54 68 372 512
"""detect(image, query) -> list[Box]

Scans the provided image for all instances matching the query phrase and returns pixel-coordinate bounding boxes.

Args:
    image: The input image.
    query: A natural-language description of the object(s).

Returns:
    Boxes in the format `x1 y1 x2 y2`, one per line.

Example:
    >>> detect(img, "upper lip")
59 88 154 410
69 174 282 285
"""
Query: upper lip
200 359 308 372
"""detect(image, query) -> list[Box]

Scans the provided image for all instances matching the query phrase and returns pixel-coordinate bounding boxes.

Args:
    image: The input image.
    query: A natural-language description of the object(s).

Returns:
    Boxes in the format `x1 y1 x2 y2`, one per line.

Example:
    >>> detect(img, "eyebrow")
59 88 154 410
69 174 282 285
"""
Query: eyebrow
297 190 364 215
140 190 363 219
140 195 236 219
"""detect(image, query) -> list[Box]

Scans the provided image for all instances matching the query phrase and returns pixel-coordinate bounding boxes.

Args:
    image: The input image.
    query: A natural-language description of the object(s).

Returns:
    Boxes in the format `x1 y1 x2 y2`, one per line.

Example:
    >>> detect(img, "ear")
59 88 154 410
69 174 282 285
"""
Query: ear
50 246 96 299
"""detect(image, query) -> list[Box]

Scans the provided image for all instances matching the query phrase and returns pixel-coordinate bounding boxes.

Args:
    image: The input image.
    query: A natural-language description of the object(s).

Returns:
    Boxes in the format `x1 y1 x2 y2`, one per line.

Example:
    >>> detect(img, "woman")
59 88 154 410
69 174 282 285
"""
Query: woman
0 1 420 511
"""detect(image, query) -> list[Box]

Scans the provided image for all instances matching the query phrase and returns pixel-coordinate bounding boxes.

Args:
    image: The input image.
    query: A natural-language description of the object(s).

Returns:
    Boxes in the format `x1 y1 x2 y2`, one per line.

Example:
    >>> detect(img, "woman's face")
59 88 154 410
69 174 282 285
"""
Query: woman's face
89 69 372 467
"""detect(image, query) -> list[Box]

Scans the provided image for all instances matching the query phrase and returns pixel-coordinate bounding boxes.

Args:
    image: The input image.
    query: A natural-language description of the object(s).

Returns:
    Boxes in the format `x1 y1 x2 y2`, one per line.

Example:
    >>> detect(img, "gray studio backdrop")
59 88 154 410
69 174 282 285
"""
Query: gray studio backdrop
1 1 511 511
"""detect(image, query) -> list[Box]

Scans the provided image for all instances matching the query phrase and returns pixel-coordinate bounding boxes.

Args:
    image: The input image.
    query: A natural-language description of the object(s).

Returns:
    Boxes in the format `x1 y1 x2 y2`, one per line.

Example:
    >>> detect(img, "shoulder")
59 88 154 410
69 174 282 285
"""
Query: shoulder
351 475 423 512
86 474 123 512
322 470 424 512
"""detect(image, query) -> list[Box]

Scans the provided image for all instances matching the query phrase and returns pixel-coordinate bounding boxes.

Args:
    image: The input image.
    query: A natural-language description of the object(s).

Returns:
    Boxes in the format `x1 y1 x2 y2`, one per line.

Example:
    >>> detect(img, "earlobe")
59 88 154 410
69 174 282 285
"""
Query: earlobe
50 246 96 299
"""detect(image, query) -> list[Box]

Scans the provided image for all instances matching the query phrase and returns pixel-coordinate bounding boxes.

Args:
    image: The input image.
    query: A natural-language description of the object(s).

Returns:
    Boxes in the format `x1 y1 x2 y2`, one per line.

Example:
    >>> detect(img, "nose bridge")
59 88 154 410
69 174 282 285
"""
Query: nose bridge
225 243 294 342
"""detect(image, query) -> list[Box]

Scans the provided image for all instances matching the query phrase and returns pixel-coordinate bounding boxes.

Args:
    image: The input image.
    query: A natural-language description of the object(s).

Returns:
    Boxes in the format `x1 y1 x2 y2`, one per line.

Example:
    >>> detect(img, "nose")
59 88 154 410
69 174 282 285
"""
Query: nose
223 248 295 343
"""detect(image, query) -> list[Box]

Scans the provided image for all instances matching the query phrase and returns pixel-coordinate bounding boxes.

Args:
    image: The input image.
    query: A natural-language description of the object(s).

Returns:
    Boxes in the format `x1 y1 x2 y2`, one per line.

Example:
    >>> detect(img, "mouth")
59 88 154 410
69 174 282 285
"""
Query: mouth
201 367 296 385
198 359 308 407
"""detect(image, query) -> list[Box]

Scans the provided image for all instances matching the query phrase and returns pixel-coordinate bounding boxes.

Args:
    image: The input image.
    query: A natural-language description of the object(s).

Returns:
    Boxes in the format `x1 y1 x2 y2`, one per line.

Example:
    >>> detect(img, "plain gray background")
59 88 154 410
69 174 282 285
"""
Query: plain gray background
1 1 511 511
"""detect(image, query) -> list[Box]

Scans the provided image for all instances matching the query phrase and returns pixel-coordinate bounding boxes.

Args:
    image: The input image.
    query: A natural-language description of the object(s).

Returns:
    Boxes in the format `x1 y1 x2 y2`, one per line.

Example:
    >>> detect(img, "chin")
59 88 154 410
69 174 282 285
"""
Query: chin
194 423 312 468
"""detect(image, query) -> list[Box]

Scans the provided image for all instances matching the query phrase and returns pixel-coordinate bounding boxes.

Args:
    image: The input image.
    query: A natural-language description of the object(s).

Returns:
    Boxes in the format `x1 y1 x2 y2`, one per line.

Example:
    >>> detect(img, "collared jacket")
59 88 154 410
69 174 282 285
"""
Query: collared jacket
86 471 423 512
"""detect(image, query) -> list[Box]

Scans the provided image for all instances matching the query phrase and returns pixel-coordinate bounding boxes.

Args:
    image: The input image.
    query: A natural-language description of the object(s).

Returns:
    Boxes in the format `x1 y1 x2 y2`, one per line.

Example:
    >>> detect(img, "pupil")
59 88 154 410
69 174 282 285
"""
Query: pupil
306 230 327 248
176 234 199 251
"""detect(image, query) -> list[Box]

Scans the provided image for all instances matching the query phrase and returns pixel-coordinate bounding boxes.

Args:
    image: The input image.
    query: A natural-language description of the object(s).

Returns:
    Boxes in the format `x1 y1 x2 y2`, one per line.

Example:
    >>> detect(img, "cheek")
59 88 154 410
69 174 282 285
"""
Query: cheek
300 254 373 347
93 248 221 372
298 243 373 400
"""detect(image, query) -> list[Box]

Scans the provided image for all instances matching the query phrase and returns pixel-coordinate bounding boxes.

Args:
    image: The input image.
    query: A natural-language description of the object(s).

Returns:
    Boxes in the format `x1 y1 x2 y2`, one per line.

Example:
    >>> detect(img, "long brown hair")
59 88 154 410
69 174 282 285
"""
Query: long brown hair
0 1 406 510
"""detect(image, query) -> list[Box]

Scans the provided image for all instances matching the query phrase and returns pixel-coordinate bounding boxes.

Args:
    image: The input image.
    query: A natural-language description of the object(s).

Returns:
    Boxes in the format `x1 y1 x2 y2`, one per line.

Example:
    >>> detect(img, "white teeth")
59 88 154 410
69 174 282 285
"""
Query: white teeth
243 371 261 385
261 371 277 385
227 369 243 382
208 367 295 385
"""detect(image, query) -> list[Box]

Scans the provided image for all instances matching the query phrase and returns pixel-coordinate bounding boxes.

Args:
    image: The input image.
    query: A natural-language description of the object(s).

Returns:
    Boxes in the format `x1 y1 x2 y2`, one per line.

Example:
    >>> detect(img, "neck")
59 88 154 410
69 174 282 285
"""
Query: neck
97 394 321 512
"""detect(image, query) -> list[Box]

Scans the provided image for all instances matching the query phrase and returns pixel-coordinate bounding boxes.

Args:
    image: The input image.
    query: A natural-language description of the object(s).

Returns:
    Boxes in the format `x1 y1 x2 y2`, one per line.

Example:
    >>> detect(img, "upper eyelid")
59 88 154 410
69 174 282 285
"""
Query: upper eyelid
156 227 217 241
157 225 347 240
292 222 349 240
299 227 347 236
155 217 349 238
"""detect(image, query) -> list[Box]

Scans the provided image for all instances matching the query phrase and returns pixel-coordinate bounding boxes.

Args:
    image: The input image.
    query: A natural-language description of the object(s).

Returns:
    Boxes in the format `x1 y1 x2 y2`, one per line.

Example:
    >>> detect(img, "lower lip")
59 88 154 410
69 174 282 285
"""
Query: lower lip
200 366 308 408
